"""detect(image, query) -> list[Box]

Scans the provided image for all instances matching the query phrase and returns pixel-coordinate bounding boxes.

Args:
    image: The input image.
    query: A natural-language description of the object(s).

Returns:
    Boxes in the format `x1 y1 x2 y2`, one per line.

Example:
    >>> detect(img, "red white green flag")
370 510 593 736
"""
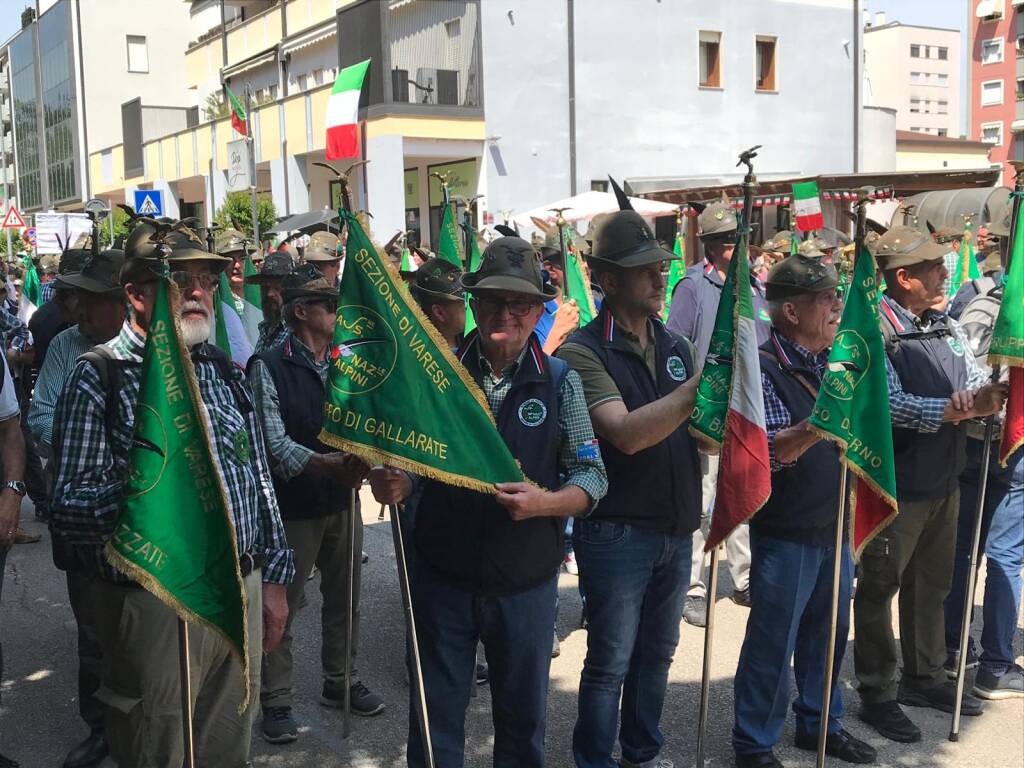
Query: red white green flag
792 181 824 232
325 59 371 161
226 85 247 137
989 198 1024 467
690 228 771 550
947 224 981 298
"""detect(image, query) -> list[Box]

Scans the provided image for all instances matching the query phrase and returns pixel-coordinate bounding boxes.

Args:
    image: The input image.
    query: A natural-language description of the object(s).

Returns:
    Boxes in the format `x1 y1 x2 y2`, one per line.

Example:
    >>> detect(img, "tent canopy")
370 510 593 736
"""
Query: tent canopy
512 191 677 231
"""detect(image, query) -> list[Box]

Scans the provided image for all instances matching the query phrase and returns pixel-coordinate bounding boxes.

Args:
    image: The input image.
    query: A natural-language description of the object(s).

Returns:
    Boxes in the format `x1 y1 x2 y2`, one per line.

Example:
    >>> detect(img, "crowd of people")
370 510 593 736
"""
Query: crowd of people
0 189 1019 768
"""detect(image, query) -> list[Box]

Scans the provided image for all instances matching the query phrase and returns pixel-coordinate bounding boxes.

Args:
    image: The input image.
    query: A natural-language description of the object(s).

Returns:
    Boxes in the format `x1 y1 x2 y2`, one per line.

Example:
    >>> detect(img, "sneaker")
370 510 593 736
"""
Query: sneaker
321 680 386 717
683 595 707 627
944 644 979 679
731 587 751 607
261 706 298 744
858 700 921 743
973 664 1024 700
552 631 561 658
475 662 489 685
563 551 579 575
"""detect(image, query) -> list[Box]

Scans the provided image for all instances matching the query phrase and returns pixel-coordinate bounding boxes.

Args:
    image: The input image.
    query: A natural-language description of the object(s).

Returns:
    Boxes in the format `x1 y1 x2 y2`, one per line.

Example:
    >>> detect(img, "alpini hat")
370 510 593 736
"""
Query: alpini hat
587 177 677 268
461 236 558 299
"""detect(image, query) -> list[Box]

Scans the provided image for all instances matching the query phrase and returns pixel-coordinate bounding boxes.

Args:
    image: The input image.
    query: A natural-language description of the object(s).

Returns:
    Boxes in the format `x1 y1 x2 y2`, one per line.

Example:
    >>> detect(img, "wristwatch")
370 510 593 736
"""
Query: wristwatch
4 481 26 497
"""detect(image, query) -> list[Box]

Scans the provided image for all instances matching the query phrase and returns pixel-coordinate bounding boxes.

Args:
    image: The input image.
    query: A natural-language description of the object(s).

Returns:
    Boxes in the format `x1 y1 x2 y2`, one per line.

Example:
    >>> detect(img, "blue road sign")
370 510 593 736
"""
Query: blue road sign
133 189 164 218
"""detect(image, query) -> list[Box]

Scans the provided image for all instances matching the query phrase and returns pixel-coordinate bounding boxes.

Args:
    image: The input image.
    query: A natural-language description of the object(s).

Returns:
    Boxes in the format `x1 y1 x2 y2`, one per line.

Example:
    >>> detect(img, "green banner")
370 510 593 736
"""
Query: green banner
662 234 686 321
948 225 980 298
809 246 898 557
565 244 596 326
464 227 482 334
990 198 1024 368
321 211 524 492
243 255 262 309
106 278 249 698
436 203 463 268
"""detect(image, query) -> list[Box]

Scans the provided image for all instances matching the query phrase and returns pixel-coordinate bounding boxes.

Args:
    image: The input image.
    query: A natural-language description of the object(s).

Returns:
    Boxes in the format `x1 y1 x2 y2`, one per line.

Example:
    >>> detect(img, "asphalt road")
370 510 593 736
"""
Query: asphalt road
1 489 1021 768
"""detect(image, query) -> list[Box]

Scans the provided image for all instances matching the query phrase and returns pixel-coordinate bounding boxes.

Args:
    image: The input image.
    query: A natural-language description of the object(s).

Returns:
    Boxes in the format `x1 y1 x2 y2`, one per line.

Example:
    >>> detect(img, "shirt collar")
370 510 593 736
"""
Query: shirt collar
110 319 146 362
772 329 830 370
882 293 944 331
478 342 530 379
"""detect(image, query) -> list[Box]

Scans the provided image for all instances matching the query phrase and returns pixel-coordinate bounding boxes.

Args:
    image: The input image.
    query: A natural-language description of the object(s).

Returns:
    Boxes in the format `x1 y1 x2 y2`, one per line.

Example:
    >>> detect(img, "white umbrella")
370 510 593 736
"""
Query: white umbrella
512 191 677 231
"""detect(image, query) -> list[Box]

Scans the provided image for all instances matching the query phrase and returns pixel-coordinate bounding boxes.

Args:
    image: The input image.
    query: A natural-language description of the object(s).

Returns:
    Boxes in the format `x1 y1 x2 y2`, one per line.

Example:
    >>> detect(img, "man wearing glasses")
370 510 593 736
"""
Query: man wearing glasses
666 202 771 626
368 236 607 768
248 265 382 744
50 223 294 767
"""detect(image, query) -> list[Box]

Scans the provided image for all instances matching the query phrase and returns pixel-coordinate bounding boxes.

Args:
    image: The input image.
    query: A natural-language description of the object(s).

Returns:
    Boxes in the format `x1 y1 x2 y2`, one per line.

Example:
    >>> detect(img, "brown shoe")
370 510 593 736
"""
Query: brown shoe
14 528 41 544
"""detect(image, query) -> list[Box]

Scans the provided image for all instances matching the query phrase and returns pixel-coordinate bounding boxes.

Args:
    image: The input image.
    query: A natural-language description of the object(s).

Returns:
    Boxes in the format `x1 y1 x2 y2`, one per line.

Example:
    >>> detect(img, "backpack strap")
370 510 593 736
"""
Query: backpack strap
193 343 253 415
548 354 570 392
78 346 125 435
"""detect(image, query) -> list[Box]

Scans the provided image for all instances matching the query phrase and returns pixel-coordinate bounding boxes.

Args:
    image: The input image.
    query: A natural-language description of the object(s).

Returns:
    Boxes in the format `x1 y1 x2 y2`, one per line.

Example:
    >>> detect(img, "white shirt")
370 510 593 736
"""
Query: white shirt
0 355 19 421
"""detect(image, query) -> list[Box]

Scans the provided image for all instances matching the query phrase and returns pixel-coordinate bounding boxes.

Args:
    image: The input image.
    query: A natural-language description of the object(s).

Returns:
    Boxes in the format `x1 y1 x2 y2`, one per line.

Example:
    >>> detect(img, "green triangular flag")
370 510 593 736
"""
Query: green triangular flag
400 247 416 273
106 278 250 702
321 211 524 490
662 234 686 321
565 245 596 326
464 229 482 334
436 204 463 268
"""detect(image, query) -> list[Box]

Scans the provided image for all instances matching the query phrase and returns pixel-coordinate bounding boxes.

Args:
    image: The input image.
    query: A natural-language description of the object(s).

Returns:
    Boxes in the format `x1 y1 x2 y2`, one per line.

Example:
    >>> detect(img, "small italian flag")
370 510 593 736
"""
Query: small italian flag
226 85 248 137
792 181 824 232
326 59 371 161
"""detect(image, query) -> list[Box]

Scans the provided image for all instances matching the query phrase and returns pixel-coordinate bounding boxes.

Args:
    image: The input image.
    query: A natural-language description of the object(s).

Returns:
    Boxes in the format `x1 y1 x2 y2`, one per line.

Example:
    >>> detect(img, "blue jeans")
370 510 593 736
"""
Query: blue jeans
733 529 853 755
407 560 558 768
944 440 1024 676
0 547 6 697
572 521 693 768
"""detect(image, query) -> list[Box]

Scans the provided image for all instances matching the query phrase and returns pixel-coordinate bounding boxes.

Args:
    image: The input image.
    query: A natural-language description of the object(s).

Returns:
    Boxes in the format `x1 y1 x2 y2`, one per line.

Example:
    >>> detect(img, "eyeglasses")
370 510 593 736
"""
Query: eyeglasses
170 271 218 292
474 296 541 317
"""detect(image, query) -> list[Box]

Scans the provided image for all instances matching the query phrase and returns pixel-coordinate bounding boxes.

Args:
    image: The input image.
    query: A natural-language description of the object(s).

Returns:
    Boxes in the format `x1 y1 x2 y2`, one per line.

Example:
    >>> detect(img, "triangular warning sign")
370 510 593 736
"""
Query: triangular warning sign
137 194 160 216
2 206 25 229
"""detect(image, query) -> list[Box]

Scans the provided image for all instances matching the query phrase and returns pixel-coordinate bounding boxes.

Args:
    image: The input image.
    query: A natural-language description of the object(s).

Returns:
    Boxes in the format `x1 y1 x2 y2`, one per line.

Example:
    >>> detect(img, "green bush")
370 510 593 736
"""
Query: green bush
213 192 276 241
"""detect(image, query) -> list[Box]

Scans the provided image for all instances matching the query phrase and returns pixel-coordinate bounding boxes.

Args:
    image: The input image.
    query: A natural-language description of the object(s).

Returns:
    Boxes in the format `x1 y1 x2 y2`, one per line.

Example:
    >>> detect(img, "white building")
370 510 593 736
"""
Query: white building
863 16 961 138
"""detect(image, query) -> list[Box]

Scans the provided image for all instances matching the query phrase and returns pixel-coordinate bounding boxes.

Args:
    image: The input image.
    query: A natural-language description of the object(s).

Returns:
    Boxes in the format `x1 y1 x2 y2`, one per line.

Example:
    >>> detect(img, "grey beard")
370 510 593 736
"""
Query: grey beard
179 315 211 347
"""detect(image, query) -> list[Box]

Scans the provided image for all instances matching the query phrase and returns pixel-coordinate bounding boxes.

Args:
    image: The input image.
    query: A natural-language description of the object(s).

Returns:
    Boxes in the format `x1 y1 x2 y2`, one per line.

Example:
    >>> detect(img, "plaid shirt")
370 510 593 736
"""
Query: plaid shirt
474 340 608 507
881 295 988 434
28 325 93 447
0 306 30 352
248 333 328 480
761 330 830 471
254 319 290 354
40 279 57 305
50 320 294 585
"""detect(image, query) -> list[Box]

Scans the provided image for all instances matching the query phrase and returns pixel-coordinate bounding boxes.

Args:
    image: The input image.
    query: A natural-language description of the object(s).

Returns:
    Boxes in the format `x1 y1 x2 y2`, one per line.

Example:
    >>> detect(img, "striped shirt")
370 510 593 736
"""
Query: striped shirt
28 325 93 447
50 320 294 585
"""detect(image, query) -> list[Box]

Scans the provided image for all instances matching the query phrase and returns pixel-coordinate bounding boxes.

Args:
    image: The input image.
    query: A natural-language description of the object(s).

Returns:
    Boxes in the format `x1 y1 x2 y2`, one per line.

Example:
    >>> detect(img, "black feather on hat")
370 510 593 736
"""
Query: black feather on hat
608 176 633 211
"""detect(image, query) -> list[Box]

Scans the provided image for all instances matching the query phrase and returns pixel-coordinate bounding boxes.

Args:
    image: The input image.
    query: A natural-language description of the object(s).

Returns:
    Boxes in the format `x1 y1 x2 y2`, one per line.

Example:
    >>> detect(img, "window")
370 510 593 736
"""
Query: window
297 73 308 91
910 44 921 57
910 126 924 132
982 38 1004 64
755 36 777 91
1019 79 1024 100
699 31 721 87
909 98 921 113
981 122 1003 145
126 35 148 73
444 18 460 38
1018 35 1024 56
938 99 949 114
937 46 949 60
924 46 931 58
936 73 949 86
312 68 323 86
938 128 948 136
923 99 932 113
981 79 1004 105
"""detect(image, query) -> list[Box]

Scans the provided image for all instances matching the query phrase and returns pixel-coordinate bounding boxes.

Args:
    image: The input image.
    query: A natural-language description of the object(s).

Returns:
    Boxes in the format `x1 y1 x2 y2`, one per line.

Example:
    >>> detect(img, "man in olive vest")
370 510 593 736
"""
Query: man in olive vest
368 237 607 768
733 252 876 768
556 208 700 768
248 266 382 743
855 226 1007 742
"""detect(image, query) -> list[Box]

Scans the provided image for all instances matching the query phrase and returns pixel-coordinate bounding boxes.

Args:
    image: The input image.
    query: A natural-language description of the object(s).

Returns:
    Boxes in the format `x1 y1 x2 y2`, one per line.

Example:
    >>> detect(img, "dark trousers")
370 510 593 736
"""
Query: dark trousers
0 547 7 703
733 530 852 754
67 570 105 731
572 521 692 768
407 561 558 768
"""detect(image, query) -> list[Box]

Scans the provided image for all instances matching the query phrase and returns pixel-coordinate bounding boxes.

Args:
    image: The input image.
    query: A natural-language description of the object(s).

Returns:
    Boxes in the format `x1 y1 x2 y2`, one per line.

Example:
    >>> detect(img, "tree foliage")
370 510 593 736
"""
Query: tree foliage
213 192 276 242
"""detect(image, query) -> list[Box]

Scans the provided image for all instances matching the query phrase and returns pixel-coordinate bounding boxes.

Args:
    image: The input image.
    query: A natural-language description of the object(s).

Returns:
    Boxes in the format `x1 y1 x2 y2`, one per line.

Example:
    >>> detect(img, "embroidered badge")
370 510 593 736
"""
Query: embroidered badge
518 398 547 427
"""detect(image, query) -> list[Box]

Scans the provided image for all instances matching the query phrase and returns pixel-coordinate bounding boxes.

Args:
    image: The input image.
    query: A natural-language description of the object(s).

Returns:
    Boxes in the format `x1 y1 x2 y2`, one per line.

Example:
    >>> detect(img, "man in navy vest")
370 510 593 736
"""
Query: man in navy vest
248 266 382 744
667 201 770 625
733 250 876 768
855 226 1007 742
368 236 607 768
557 207 701 768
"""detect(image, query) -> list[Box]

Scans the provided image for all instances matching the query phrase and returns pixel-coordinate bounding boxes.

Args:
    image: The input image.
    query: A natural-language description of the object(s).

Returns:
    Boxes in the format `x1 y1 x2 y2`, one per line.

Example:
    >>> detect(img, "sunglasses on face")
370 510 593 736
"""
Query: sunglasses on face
170 271 218 292
475 296 541 317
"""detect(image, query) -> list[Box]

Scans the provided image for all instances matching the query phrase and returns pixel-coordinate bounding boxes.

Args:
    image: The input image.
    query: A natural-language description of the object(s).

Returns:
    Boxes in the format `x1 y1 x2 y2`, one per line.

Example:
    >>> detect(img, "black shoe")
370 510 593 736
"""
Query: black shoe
858 700 921 743
63 730 107 768
0 752 19 768
973 664 1024 700
794 728 876 764
475 662 489 685
732 587 752 607
683 595 707 627
735 751 783 768
898 680 983 716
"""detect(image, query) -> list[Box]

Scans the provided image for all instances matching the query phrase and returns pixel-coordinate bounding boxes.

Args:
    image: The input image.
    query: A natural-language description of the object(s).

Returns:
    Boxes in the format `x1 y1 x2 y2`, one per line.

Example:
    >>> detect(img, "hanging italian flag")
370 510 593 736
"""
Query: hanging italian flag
240 255 264 348
18 254 41 323
226 85 247 137
662 233 686 321
989 197 1024 467
947 224 980 298
690 227 771 550
325 59 371 161
214 272 253 366
792 181 825 232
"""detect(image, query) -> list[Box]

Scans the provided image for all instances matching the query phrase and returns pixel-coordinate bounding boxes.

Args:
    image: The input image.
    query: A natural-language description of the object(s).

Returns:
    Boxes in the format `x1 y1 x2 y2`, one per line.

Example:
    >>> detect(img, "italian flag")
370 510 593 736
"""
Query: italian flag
241 254 264 348
947 224 980 298
792 181 824 233
214 272 253 366
326 59 371 161
690 229 771 550
18 254 41 323
990 199 1024 467
226 85 247 137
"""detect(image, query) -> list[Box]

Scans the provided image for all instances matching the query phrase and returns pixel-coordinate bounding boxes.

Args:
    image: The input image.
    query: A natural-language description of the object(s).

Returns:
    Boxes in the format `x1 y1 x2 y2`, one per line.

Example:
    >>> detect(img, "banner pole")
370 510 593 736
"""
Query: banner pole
390 504 436 768
695 544 721 768
949 411 996 741
343 487 357 739
178 619 195 768
816 468 850 768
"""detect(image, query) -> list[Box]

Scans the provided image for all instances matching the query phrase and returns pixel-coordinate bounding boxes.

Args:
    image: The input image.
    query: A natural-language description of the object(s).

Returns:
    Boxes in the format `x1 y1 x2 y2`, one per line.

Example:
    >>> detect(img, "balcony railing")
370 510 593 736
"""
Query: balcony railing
338 0 483 116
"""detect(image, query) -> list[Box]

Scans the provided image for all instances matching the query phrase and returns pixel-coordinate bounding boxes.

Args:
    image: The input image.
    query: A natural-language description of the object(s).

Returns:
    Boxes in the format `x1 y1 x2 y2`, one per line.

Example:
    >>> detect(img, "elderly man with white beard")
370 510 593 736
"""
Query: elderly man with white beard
50 223 293 768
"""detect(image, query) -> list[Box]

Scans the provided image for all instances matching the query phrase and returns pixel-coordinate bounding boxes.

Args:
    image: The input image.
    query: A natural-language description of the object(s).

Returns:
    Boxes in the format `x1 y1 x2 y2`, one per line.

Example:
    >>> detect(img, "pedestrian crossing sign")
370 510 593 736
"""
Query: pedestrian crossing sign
133 189 164 218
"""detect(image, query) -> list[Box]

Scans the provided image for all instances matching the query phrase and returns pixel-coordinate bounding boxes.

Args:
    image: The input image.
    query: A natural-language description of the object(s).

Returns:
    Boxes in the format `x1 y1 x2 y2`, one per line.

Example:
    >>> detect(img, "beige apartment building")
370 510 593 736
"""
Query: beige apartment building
864 15 961 137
